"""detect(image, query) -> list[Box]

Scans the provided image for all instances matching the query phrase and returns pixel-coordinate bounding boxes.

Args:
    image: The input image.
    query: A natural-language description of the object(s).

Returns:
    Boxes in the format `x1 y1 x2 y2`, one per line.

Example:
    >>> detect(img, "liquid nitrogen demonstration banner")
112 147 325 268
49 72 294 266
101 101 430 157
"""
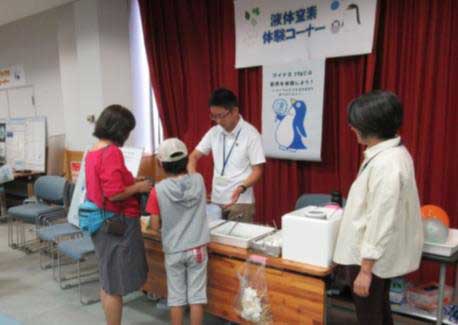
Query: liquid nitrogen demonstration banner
235 0 377 68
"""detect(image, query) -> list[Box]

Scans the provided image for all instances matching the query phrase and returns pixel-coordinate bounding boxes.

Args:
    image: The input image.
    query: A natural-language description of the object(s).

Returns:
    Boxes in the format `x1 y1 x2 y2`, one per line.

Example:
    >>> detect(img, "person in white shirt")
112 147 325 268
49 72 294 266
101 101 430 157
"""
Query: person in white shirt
333 90 423 325
188 88 266 223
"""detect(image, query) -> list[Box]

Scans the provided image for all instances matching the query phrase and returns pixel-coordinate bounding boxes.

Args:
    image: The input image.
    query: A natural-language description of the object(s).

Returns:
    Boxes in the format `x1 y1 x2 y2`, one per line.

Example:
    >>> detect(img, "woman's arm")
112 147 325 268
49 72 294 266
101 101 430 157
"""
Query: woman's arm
353 259 375 297
108 180 152 202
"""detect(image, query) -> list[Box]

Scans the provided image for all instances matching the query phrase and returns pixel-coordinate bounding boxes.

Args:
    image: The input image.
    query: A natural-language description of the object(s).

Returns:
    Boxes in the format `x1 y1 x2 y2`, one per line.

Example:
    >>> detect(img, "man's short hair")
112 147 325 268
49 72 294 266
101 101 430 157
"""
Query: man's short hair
348 90 403 140
208 88 238 111
93 105 136 146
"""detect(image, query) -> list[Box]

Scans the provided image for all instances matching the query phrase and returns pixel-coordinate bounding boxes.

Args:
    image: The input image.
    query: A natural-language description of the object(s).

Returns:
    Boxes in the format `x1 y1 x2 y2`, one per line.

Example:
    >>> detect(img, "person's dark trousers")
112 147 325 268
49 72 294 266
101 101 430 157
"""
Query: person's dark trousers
345 265 393 325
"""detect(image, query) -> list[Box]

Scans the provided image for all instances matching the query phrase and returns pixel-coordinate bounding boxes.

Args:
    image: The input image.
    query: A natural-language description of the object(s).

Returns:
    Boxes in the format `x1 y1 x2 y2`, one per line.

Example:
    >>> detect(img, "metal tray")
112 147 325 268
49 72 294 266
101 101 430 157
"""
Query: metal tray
210 221 275 249
250 230 282 257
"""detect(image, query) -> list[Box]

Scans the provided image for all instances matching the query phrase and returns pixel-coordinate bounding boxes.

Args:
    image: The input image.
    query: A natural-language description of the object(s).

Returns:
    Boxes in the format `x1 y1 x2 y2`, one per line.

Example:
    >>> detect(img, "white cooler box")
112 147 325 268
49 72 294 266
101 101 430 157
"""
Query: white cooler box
282 206 342 268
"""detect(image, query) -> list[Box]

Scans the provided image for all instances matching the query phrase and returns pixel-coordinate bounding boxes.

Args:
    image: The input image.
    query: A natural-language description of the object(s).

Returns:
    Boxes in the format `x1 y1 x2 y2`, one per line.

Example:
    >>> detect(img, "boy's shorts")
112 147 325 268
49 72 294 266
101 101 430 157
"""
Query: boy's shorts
165 245 208 307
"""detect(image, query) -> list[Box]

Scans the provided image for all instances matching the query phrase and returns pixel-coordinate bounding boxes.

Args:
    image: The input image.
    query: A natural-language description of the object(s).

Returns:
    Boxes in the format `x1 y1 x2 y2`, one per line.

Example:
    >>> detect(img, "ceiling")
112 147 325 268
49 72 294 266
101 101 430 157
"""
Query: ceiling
0 0 76 27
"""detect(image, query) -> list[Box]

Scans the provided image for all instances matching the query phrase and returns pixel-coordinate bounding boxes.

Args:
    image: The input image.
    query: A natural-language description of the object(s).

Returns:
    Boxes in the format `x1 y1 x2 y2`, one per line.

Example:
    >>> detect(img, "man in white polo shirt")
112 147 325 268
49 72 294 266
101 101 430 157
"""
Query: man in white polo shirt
188 88 266 223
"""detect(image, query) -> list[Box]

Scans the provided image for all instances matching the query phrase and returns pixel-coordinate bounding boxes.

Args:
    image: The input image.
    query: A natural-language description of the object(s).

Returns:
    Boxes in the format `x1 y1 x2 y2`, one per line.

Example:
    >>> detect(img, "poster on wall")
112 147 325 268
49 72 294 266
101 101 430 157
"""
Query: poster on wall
0 65 26 90
70 161 81 183
234 0 377 68
262 60 325 161
5 116 46 172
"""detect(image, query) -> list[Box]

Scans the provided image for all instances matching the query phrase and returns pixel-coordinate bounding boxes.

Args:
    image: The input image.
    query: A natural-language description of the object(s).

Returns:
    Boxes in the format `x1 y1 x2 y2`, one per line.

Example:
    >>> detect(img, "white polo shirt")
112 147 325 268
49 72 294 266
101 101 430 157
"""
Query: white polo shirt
333 137 424 278
196 116 266 205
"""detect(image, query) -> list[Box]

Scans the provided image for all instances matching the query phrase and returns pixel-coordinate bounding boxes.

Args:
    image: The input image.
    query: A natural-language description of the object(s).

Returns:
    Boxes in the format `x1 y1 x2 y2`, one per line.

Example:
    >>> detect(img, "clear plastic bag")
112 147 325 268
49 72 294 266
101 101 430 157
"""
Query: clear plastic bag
235 255 272 324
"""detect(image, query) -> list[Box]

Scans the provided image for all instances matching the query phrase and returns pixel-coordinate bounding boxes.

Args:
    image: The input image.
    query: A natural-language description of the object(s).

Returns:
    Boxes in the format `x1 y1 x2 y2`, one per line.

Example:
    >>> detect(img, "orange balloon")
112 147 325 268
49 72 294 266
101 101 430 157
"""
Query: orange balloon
421 205 449 227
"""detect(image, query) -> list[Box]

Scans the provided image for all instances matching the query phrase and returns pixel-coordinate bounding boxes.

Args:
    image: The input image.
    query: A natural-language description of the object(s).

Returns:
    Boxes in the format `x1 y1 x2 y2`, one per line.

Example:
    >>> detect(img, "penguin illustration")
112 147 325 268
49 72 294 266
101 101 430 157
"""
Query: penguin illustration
287 99 307 151
274 101 295 151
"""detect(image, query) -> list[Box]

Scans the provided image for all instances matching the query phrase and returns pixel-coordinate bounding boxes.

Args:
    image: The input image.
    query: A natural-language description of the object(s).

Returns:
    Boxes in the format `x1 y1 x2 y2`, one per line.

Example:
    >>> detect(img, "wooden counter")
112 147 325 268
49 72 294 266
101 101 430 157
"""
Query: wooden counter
142 227 332 324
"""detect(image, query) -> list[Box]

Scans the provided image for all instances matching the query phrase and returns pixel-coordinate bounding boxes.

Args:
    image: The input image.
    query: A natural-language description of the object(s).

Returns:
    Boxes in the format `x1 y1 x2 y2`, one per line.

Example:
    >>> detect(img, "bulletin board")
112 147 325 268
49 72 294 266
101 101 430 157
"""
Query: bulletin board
4 116 46 172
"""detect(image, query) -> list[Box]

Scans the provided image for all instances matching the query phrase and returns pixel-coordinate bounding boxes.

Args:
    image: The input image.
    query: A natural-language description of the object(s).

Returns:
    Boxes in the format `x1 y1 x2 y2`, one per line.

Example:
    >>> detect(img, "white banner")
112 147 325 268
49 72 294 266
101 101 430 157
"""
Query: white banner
0 65 26 89
262 60 325 161
235 0 377 68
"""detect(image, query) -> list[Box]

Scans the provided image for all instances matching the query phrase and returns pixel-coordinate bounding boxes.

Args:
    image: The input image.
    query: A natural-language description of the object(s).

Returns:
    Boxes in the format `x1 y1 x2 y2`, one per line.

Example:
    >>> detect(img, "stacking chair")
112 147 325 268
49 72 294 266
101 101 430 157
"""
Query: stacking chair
57 233 99 305
36 182 82 275
295 193 346 210
295 193 332 210
8 176 68 253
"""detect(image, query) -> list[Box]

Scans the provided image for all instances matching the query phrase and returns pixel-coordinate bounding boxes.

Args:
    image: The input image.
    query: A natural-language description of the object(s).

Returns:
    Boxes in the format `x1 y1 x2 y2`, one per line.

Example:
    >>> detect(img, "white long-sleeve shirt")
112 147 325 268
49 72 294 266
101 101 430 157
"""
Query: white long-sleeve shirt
333 137 424 278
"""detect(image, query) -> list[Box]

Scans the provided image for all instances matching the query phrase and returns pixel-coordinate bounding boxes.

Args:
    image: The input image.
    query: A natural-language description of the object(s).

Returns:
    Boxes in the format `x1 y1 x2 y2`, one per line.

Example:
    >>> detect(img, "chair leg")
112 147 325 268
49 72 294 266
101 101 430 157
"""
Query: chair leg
58 250 64 288
15 221 41 254
78 259 82 304
8 216 15 248
39 241 53 270
52 243 57 281
78 254 100 305
8 217 20 249
39 241 46 269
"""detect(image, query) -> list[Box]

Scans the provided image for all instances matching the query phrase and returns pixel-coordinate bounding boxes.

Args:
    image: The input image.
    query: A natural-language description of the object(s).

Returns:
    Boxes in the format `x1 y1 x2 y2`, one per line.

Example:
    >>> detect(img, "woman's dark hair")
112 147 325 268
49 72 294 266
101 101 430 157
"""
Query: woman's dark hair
161 157 188 175
348 90 403 140
209 88 238 111
93 105 136 146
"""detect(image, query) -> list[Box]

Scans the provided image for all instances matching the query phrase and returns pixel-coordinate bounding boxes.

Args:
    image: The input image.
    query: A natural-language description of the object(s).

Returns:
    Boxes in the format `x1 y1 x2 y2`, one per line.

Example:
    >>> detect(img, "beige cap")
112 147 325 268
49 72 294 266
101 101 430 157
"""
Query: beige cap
157 138 188 162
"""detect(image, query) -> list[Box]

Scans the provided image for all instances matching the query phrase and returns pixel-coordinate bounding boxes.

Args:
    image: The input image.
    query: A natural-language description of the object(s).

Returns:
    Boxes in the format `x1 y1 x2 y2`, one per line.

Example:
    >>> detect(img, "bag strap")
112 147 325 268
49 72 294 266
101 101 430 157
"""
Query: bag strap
97 145 126 223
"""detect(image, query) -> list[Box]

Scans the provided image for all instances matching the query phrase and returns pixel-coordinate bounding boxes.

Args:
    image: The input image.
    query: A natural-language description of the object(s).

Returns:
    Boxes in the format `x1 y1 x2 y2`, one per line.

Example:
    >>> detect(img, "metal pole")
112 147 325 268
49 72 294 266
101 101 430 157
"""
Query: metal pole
436 263 447 325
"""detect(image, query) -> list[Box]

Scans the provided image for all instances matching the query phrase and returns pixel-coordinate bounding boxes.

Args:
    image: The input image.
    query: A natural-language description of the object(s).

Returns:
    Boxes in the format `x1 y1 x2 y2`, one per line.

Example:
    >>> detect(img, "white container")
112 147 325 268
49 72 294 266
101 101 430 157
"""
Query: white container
282 206 342 268
423 228 458 256
210 221 275 249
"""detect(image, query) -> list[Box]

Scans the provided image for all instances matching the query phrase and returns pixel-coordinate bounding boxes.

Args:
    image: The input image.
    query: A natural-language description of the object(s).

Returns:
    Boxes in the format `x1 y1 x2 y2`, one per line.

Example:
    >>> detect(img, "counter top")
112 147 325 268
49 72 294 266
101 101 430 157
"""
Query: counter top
142 225 333 278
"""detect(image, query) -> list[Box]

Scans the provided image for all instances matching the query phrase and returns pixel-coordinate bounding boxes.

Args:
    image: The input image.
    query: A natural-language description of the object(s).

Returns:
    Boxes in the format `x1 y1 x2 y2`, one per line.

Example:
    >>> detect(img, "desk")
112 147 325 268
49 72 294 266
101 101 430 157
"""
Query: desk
392 250 458 325
12 171 43 197
142 227 332 324
0 172 43 221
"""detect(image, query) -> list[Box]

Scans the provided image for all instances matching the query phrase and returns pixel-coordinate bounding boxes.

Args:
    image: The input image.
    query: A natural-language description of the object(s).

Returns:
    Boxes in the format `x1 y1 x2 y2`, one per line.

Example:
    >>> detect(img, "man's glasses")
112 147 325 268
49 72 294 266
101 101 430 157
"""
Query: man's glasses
209 110 231 121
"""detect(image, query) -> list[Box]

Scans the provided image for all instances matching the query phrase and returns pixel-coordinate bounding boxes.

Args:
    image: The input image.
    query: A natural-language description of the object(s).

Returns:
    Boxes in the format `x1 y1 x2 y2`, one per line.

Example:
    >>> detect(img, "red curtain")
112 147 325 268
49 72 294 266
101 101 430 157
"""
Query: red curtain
140 0 458 282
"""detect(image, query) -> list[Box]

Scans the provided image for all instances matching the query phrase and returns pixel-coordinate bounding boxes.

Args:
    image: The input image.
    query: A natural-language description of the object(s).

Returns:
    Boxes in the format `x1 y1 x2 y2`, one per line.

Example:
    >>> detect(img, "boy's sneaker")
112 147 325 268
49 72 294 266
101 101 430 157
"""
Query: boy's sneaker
156 298 169 310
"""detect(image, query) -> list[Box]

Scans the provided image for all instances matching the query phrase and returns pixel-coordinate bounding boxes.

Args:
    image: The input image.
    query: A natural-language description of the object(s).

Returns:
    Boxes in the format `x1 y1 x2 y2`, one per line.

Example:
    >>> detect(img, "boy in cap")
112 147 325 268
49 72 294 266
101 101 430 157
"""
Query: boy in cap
146 138 210 325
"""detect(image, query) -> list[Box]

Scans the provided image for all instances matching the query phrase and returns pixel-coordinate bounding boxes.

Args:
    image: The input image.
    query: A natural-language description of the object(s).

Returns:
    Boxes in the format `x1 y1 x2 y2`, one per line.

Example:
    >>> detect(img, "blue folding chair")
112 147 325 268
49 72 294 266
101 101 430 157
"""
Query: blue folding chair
295 193 332 209
8 176 68 253
36 182 82 276
295 193 346 210
57 233 99 305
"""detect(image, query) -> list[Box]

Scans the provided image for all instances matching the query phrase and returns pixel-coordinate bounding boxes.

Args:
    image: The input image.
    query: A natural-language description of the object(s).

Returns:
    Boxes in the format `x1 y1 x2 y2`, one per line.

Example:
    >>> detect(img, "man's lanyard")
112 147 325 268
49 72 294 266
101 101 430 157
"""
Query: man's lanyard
359 141 403 175
220 129 241 176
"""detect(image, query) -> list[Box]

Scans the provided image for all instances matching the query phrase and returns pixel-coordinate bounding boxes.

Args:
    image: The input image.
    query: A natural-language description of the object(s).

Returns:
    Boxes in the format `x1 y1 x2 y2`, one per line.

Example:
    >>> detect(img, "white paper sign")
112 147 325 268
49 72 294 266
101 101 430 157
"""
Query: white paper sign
67 152 87 227
0 65 26 90
262 60 325 161
235 0 377 68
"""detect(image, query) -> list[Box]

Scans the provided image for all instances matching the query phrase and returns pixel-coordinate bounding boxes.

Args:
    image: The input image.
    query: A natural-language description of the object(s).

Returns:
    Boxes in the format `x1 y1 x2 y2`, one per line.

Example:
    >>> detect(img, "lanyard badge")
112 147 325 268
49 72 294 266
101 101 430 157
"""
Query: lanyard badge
220 129 241 176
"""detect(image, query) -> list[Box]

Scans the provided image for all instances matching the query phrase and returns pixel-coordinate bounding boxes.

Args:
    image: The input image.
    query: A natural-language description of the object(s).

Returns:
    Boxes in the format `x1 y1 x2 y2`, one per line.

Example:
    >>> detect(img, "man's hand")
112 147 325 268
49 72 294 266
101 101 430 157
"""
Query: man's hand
353 269 372 297
224 185 244 208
